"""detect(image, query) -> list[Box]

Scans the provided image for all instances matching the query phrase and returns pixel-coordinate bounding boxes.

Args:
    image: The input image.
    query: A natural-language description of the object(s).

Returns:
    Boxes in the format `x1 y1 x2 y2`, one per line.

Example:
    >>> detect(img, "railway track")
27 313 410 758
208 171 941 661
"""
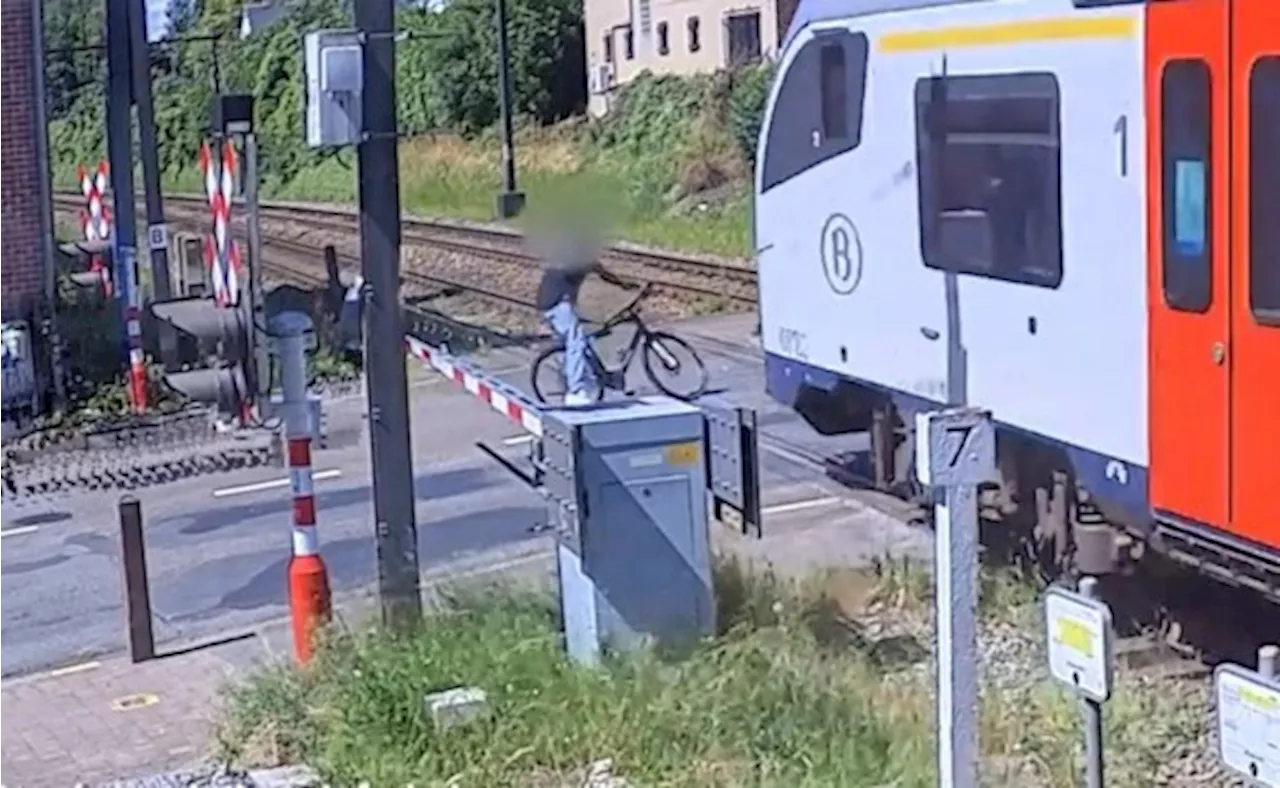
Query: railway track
52 192 759 309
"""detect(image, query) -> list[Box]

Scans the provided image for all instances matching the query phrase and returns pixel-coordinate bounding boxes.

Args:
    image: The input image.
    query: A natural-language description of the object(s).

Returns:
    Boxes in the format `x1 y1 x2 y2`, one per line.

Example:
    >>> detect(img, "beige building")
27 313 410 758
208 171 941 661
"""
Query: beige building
584 0 799 116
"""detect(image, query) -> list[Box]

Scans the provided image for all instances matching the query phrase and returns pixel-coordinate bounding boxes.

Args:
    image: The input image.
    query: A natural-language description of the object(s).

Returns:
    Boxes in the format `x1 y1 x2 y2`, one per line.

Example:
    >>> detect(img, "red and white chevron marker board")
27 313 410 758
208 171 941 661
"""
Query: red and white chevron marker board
199 140 244 307
402 335 545 437
77 161 113 297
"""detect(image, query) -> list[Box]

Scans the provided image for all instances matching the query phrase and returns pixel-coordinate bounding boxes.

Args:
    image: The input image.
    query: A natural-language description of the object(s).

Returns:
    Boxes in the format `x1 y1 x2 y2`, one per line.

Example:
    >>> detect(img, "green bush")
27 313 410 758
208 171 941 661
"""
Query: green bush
727 62 777 169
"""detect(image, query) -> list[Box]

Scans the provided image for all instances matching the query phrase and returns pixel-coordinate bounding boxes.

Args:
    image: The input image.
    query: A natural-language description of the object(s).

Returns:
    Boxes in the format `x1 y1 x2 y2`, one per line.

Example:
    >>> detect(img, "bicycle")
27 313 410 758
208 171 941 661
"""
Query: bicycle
530 282 709 404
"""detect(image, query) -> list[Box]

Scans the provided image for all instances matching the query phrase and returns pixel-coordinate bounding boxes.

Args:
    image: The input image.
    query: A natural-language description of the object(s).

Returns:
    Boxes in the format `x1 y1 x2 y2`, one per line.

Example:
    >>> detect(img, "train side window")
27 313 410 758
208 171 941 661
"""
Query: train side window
1249 55 1280 325
914 71 1063 289
760 30 868 193
1160 59 1213 313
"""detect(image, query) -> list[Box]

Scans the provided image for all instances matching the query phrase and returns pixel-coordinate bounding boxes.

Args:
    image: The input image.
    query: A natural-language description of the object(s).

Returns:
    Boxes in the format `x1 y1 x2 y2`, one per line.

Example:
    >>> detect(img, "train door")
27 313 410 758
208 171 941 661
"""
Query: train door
1146 0 1231 529
1227 0 1280 549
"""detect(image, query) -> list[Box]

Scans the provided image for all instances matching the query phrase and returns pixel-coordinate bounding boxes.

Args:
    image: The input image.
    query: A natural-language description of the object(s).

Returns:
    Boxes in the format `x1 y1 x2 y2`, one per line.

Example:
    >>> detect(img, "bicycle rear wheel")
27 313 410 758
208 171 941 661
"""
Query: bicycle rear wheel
531 345 604 405
642 331 708 400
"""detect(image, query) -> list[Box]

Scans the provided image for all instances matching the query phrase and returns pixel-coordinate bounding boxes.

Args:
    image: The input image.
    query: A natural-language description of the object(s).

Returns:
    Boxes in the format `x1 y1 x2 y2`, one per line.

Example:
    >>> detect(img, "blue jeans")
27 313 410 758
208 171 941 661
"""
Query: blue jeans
544 300 596 397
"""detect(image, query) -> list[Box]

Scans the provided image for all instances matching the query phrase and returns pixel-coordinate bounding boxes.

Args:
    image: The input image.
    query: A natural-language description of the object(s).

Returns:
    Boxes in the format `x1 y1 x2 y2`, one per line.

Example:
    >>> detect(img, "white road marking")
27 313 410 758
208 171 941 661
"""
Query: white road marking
212 468 343 498
46 660 101 678
0 525 39 539
502 434 536 446
761 496 840 516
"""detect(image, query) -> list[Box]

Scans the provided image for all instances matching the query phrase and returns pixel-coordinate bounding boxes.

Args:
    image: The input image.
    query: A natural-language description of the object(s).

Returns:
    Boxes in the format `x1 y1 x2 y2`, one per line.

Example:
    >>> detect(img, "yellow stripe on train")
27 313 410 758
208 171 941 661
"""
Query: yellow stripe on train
878 15 1137 53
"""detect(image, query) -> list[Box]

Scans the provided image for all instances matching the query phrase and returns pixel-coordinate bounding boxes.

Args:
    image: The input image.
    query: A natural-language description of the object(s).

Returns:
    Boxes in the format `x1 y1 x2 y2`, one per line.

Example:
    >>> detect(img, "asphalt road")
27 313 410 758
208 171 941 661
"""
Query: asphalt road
0 313 881 678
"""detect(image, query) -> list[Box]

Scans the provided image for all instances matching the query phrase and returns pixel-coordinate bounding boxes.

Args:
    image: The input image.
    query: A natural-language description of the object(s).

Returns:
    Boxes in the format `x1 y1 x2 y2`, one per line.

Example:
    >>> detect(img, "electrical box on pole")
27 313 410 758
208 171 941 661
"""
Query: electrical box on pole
304 30 364 148
149 295 252 415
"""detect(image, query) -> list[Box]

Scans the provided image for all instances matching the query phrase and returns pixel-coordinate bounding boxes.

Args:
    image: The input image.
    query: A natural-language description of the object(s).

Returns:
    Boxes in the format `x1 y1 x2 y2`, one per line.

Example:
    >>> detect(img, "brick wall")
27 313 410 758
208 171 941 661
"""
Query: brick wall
1 0 50 322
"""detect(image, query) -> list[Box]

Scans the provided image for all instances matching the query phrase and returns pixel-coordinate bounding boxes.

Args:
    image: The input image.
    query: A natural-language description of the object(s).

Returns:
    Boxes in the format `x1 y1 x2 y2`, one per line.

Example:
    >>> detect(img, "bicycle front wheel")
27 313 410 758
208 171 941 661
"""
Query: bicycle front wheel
531 345 604 405
642 331 708 400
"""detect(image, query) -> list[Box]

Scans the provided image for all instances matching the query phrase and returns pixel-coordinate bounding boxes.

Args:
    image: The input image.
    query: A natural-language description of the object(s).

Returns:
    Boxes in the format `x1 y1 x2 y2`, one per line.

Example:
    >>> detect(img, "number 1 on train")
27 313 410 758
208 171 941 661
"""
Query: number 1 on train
1113 114 1128 177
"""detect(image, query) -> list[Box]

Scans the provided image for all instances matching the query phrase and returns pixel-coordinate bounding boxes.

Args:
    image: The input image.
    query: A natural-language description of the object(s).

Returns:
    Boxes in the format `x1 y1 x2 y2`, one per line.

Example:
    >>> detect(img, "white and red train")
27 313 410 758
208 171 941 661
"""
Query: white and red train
755 0 1279 598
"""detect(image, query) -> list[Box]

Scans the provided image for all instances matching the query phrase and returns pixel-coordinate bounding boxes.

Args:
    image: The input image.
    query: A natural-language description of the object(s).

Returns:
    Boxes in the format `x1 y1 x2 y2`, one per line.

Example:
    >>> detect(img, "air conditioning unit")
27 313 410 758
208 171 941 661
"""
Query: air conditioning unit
589 63 615 95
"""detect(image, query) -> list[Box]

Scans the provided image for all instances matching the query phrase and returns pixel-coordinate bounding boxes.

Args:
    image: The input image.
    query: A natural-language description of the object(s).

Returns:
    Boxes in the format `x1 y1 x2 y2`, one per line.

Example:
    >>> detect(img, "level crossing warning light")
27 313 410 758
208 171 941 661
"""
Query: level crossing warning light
149 295 254 415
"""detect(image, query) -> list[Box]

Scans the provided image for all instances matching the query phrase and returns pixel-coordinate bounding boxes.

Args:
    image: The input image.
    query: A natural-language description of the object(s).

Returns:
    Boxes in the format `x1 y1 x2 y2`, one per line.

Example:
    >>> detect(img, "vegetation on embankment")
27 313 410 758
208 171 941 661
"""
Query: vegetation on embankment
45 0 773 260
216 557 1216 787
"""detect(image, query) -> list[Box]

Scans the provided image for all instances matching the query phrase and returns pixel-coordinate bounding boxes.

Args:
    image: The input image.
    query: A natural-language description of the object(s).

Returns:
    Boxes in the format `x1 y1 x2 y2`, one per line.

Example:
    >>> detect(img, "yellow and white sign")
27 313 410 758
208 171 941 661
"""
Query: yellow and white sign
1044 585 1114 703
1215 664 1280 786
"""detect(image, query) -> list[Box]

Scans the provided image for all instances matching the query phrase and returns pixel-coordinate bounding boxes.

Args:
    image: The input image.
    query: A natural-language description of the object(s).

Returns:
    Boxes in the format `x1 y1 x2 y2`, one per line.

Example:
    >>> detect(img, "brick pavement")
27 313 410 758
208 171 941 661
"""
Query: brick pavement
1 633 271 788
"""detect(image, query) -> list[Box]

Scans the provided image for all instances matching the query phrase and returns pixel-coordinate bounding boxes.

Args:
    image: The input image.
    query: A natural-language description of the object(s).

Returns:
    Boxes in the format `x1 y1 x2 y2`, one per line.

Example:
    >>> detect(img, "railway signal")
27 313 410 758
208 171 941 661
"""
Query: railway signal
148 294 254 417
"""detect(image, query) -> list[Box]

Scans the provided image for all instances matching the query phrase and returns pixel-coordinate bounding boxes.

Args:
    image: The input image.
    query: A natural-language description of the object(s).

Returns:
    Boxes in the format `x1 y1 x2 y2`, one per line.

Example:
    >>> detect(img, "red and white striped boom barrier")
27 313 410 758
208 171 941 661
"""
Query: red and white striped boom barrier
403 335 545 437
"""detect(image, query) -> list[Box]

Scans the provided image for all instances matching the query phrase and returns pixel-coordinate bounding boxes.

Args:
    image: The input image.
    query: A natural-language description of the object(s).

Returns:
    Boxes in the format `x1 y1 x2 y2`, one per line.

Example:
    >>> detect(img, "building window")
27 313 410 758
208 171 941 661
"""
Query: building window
819 43 847 139
624 28 634 60
1249 55 1280 325
604 32 614 64
915 71 1064 289
688 16 701 53
760 31 868 193
726 11 762 67
1160 59 1213 313
658 22 669 56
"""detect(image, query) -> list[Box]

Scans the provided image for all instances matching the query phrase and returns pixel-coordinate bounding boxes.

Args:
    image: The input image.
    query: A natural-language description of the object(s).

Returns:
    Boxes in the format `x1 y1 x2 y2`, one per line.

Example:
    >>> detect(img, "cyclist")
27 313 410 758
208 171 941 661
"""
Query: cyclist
535 237 637 405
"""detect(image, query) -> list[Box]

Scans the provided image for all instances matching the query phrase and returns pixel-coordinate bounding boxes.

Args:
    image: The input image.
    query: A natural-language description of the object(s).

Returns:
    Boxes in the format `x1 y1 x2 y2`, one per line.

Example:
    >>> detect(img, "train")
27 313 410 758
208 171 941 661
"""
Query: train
754 0 1280 601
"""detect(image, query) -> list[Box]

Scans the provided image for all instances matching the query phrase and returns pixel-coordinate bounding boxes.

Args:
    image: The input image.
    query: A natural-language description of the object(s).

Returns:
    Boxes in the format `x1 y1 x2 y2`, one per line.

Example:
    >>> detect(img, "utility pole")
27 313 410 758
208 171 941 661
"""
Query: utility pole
127 0 171 301
105 0 146 410
355 0 422 631
494 0 524 219
243 128 271 408
127 0 177 371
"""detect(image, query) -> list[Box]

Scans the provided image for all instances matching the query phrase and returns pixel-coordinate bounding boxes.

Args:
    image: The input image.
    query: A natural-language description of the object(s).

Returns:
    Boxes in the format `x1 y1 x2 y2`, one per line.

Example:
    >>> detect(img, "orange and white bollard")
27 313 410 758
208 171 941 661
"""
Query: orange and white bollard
125 303 148 413
275 311 331 665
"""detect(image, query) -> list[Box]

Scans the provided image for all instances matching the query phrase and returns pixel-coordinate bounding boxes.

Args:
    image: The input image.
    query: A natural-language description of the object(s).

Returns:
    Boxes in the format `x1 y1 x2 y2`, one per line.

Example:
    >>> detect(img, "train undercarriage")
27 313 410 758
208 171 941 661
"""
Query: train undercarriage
791 380 1280 606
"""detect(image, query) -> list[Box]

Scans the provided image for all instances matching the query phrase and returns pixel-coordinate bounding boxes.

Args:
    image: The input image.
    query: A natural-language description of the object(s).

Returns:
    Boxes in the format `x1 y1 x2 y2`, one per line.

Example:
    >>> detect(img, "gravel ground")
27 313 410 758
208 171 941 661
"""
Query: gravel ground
259 217 733 334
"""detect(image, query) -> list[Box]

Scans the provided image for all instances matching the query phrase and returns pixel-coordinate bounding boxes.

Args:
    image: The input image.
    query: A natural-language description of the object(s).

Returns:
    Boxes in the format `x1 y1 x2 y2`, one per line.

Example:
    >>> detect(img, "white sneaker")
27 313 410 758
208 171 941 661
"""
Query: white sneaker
563 391 594 406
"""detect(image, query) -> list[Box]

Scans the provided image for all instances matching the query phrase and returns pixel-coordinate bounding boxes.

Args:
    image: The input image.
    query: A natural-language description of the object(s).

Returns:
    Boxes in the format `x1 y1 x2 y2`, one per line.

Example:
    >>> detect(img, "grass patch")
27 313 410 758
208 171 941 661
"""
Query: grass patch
217 557 1212 787
260 130 752 260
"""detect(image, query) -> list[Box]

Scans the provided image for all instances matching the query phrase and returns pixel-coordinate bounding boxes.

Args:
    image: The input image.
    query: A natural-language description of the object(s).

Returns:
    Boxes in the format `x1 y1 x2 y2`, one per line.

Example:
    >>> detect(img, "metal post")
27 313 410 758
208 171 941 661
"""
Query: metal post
1078 576 1106 788
1259 644 1279 680
356 0 422 632
31 0 66 410
935 482 979 788
127 0 172 303
274 311 331 664
493 0 525 219
916 408 993 788
117 496 155 663
104 0 147 413
243 132 270 408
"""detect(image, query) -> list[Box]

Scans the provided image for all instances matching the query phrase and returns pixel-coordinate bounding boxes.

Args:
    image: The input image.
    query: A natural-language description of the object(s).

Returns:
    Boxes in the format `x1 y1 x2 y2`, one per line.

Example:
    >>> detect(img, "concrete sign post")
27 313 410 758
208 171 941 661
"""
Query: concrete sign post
915 407 995 788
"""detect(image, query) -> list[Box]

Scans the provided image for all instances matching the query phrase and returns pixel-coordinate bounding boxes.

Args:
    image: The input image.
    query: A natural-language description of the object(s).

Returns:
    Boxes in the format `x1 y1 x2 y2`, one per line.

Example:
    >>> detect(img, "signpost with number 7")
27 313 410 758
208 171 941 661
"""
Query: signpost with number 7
915 406 996 788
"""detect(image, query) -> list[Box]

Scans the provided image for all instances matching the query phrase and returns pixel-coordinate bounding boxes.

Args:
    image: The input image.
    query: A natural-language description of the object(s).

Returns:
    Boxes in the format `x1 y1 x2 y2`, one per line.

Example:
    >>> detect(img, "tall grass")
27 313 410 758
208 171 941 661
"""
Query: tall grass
216 558 1211 787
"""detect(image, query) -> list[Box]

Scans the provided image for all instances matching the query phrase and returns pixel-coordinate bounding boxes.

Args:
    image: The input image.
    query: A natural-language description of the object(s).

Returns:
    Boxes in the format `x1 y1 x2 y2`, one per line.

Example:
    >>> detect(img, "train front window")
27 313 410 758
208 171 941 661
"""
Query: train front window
1160 59 1213 314
1249 55 1280 325
759 30 868 193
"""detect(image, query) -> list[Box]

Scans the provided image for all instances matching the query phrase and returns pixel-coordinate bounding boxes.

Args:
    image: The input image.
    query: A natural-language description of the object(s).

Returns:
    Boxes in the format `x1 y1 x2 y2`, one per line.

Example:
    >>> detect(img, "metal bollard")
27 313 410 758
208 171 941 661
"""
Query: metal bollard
117 496 156 663
274 311 332 665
